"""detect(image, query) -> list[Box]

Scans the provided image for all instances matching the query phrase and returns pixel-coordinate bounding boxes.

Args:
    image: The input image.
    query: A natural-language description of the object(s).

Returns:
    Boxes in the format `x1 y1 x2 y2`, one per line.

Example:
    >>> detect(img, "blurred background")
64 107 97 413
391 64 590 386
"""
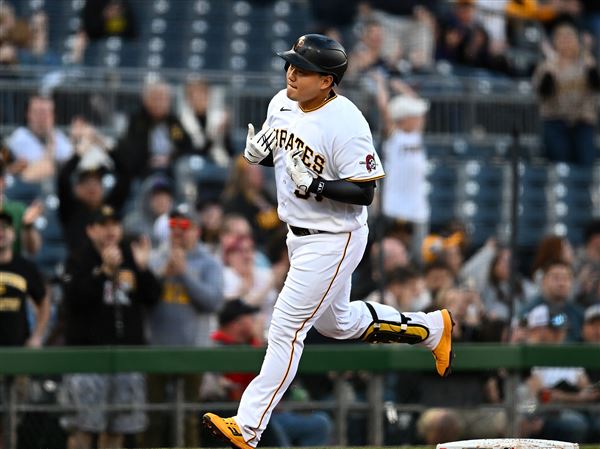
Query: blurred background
2 0 600 447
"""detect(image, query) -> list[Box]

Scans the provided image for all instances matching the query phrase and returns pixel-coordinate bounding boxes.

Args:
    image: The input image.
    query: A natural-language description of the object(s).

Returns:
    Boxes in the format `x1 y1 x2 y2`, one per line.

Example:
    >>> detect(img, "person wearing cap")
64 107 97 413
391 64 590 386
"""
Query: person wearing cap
0 210 48 348
583 303 600 343
521 303 599 441
123 175 174 247
0 208 48 448
61 204 160 449
375 74 430 261
57 132 130 254
143 207 223 447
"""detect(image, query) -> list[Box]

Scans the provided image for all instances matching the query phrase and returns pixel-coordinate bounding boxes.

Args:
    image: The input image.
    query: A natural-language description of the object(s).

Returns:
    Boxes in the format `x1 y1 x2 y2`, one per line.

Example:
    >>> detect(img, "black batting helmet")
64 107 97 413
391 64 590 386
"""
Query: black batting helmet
276 34 348 85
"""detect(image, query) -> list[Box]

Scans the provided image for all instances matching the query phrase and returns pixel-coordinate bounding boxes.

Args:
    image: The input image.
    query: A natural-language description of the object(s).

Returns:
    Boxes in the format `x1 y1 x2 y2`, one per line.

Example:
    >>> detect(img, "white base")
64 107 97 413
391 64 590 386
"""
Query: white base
437 439 578 449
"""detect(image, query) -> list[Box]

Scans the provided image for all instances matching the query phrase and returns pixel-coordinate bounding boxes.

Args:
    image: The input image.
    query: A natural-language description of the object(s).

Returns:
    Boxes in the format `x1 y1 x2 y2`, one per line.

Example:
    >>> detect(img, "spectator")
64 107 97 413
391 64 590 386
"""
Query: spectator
573 220 600 306
61 205 159 449
480 246 537 324
0 159 43 256
17 11 60 66
115 80 193 181
532 20 600 165
435 287 490 342
0 209 48 347
81 0 136 40
0 1 30 67
0 209 48 448
57 125 130 254
178 77 234 167
222 155 282 248
416 408 462 444
582 303 600 442
576 219 600 272
505 0 557 22
365 266 430 312
123 175 174 247
477 0 509 57
144 207 223 447
222 234 277 337
148 208 223 347
583 303 600 343
531 234 574 285
347 19 398 76
424 260 455 299
422 230 467 282
218 213 270 268
437 0 509 74
376 76 430 260
456 239 536 325
6 96 73 183
523 260 584 342
353 235 411 302
356 0 437 71
520 303 598 442
197 198 224 252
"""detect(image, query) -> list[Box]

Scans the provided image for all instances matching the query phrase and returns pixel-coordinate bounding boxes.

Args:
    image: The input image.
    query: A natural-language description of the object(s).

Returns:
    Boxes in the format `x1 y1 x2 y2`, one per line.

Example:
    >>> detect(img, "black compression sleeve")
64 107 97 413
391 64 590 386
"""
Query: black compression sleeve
259 152 274 167
308 177 375 205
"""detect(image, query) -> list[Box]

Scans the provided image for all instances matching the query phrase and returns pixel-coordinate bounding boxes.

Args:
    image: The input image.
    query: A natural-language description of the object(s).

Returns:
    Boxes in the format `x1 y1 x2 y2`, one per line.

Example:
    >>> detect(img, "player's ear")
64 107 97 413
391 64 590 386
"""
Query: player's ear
321 74 334 90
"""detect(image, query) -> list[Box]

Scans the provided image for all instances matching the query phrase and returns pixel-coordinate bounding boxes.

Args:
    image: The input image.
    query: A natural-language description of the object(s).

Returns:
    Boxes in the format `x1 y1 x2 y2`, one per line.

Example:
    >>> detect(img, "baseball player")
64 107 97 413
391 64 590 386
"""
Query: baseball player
203 34 454 449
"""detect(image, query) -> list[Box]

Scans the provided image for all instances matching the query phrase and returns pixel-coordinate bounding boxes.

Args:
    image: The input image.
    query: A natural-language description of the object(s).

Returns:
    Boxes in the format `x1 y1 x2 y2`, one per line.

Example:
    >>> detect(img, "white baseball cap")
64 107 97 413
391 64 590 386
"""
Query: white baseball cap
388 95 429 120
527 304 568 329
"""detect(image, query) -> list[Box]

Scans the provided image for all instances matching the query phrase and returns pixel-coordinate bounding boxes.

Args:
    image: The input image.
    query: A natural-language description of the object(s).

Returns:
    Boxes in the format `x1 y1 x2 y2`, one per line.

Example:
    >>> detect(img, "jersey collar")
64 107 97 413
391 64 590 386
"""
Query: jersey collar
299 90 337 113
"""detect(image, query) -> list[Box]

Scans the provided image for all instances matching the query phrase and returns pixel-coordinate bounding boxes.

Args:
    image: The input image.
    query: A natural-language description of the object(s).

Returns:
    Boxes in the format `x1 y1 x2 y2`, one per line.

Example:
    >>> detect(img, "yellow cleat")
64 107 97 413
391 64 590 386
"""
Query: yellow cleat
203 413 253 449
432 309 455 377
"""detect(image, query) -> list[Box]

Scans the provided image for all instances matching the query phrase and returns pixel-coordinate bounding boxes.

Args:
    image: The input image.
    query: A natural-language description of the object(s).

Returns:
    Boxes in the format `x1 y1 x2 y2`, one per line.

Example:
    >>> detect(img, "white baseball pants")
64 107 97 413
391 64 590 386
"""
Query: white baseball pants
235 225 444 446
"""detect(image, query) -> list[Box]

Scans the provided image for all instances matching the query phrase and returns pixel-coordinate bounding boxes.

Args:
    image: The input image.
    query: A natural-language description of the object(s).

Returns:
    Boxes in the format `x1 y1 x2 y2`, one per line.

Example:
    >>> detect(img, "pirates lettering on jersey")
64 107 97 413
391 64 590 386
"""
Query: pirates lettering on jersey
274 128 326 175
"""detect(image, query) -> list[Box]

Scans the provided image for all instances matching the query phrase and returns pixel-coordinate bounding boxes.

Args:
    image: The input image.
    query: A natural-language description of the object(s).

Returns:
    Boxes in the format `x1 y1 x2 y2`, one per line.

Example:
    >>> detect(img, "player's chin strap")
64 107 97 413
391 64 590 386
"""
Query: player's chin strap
360 301 429 344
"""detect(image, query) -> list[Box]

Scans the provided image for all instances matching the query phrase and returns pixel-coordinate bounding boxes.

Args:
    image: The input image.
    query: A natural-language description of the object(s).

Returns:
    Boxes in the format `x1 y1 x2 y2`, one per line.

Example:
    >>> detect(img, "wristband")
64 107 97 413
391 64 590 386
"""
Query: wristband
309 177 326 194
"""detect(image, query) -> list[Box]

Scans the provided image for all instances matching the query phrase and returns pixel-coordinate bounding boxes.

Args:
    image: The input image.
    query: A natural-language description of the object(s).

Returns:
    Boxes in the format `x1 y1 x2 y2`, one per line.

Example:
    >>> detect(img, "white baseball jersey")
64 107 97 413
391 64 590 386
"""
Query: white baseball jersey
264 89 385 233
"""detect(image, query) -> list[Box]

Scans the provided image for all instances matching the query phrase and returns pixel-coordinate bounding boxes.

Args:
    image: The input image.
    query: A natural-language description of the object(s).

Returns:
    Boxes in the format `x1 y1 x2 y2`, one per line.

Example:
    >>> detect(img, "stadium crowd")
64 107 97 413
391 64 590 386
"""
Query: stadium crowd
2 0 600 447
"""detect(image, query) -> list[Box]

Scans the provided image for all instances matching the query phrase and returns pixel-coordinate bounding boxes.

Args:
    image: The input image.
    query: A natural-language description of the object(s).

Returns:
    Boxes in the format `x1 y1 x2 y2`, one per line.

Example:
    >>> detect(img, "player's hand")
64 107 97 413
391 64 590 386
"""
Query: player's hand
244 123 276 164
285 149 314 194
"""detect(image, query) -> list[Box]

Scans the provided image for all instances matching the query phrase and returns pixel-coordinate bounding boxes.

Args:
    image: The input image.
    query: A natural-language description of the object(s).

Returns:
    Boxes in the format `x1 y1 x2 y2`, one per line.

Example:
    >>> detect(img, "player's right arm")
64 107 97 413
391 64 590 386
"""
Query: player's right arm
243 123 276 165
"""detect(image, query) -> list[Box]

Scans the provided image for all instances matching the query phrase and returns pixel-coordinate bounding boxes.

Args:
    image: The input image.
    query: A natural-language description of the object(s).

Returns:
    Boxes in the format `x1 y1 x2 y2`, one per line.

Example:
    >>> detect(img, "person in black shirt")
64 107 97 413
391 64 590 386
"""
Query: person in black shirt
0 210 47 449
114 80 193 181
0 210 48 347
57 149 130 255
61 205 160 449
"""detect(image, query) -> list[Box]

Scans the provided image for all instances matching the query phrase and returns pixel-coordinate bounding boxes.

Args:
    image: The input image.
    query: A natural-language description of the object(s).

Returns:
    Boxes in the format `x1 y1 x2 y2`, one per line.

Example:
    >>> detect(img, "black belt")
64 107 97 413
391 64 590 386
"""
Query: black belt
289 225 326 236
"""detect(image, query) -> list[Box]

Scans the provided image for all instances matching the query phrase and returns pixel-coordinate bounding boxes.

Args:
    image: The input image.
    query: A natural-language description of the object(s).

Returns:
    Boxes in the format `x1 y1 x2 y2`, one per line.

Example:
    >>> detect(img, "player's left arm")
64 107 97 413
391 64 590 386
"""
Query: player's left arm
308 178 375 206
285 149 376 205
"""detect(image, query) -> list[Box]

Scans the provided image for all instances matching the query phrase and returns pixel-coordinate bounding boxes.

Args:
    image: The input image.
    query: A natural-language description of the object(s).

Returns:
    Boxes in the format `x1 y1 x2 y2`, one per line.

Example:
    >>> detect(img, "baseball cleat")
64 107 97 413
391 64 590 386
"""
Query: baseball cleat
432 309 455 377
203 413 253 449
